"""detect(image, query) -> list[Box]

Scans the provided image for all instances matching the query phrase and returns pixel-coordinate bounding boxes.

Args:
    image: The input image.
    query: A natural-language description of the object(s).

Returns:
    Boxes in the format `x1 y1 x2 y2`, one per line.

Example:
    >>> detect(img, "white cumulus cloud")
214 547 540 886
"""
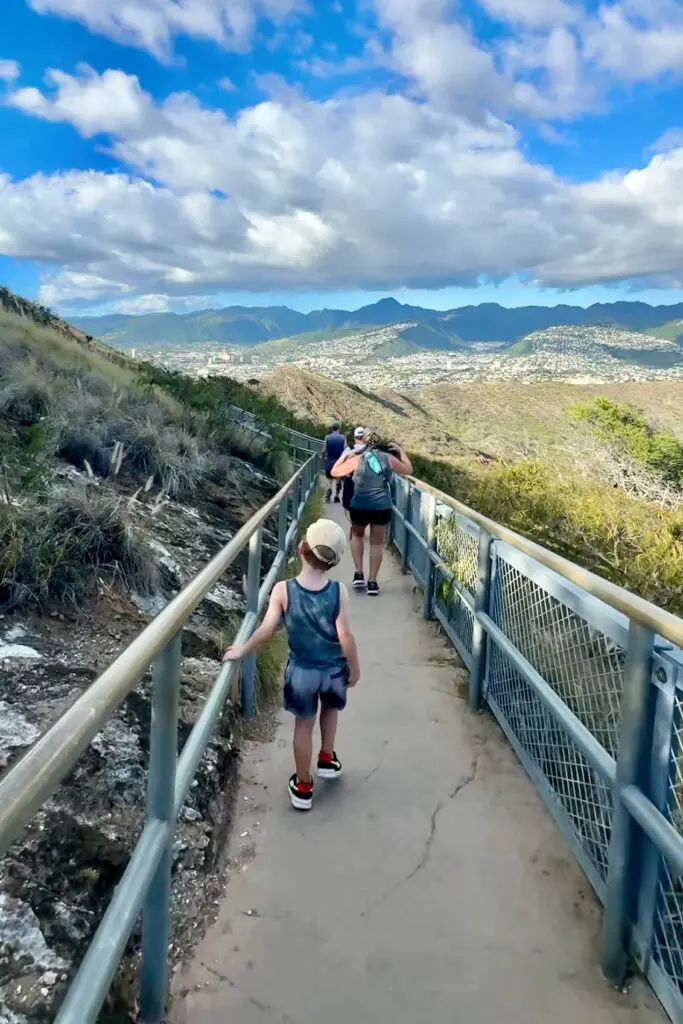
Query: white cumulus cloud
0 60 20 83
5 3 683 306
4 67 683 304
28 0 305 60
8 66 149 136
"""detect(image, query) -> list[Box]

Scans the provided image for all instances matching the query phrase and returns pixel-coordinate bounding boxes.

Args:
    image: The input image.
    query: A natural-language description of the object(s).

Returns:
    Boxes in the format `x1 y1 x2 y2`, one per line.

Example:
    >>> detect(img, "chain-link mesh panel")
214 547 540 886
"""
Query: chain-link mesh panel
652 692 683 999
652 856 683 998
487 642 613 882
491 554 625 758
407 486 429 587
431 512 478 661
436 513 478 595
434 570 475 661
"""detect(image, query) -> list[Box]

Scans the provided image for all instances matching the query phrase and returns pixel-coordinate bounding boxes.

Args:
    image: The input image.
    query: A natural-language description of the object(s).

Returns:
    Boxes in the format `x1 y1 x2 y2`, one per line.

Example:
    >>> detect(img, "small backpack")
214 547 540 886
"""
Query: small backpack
352 449 392 487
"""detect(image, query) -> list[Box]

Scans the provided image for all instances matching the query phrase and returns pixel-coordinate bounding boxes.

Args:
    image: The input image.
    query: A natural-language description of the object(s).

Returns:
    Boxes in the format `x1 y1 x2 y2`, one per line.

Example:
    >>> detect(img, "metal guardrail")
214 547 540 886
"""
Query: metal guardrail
226 404 321 460
0 447 320 1023
389 474 683 1023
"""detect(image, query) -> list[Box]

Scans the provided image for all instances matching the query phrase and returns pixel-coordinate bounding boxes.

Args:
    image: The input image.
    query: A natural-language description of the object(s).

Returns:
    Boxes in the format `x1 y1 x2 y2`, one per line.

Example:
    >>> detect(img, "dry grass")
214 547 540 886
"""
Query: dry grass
0 309 284 612
0 486 157 611
256 366 683 615
258 366 683 471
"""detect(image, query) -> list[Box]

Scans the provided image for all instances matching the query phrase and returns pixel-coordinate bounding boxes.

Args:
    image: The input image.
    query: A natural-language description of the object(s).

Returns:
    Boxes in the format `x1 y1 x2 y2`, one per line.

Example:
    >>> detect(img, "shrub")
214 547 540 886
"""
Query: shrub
570 398 683 486
105 420 205 498
0 487 157 610
209 422 266 463
57 427 111 477
137 365 324 440
0 369 52 426
424 455 683 616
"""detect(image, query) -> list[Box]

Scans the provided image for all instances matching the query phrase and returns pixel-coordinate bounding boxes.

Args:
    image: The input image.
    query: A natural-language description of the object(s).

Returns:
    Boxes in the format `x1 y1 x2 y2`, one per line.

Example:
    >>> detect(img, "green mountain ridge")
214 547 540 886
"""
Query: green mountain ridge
68 294 683 350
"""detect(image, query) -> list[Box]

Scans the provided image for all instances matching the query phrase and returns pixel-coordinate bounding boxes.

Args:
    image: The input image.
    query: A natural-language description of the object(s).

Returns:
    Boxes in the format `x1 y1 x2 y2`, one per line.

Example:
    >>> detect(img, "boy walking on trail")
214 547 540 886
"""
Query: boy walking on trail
223 519 360 811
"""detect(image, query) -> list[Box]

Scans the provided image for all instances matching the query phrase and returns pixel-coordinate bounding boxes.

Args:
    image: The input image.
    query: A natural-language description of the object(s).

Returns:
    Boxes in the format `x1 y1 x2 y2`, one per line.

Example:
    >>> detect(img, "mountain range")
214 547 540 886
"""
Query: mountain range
70 297 683 350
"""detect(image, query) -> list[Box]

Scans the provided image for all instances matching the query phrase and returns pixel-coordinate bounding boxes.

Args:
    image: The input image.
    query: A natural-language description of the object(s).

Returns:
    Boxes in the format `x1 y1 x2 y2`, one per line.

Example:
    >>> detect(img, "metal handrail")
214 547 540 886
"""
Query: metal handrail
409 475 683 650
0 449 320 1023
390 472 683 1022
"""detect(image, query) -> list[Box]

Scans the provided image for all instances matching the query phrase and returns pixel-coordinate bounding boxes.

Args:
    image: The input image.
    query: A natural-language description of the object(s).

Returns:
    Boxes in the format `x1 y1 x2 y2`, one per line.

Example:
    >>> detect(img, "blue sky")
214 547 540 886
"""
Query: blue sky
2 0 683 316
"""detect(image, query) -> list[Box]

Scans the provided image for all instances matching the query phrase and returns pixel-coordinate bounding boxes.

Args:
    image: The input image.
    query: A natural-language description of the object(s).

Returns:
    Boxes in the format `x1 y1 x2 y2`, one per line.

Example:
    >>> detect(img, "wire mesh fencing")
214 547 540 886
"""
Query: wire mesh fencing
651 691 683 1006
432 509 478 664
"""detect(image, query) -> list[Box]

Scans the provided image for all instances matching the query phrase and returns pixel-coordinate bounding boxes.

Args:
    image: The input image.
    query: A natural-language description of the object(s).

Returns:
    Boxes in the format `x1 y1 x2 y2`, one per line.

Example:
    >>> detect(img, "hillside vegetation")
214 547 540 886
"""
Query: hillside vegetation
255 366 683 615
649 321 683 343
0 294 313 1024
0 309 289 612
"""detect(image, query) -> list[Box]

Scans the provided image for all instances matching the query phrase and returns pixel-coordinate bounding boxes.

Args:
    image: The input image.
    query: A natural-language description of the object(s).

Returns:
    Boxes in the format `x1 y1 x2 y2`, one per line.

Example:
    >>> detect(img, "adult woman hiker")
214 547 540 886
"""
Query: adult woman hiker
331 428 412 596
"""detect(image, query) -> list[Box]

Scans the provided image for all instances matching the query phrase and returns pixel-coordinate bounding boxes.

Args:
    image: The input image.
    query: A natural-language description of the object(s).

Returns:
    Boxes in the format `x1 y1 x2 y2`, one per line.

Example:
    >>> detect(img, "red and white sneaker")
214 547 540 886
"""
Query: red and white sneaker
288 774 313 810
317 751 343 780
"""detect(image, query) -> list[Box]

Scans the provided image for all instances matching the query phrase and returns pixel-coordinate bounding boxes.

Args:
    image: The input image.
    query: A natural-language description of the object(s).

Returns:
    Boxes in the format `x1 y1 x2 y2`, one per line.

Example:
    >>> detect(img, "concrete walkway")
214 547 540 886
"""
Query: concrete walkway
171 503 663 1024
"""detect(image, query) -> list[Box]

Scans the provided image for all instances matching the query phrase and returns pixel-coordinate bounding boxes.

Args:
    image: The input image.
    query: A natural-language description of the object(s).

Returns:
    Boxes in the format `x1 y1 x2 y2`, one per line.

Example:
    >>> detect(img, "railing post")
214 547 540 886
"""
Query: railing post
602 621 656 986
401 479 411 574
139 632 182 1024
241 526 263 718
469 528 492 711
278 491 288 554
422 492 438 620
388 477 396 549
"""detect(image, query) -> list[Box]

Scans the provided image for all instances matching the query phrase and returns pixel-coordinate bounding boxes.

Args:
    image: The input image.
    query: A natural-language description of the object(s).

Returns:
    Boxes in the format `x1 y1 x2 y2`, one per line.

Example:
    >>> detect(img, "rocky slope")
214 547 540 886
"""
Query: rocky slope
0 300 288 1022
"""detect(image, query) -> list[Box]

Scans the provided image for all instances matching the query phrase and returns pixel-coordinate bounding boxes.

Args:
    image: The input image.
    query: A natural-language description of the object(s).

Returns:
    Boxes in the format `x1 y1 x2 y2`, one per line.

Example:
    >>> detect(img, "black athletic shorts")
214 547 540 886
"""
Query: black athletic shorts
349 507 392 527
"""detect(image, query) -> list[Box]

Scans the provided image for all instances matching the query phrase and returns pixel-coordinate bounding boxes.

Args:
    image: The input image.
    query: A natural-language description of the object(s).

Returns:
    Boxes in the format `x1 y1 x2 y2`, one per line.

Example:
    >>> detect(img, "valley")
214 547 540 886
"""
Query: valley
141 321 683 390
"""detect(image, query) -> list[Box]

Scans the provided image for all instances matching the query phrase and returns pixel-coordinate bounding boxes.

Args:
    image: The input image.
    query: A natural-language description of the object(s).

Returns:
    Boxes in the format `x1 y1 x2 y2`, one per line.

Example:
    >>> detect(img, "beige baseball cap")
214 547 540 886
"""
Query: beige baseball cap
306 518 346 568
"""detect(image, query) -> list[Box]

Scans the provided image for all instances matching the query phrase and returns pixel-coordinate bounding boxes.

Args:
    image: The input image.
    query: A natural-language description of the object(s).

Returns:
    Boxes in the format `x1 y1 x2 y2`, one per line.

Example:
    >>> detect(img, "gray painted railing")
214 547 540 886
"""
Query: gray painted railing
226 404 321 461
390 473 683 1023
0 445 320 1023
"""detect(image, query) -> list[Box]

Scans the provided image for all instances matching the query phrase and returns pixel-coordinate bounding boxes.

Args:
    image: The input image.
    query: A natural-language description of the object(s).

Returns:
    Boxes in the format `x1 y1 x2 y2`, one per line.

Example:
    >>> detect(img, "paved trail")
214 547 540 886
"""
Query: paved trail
172 502 663 1024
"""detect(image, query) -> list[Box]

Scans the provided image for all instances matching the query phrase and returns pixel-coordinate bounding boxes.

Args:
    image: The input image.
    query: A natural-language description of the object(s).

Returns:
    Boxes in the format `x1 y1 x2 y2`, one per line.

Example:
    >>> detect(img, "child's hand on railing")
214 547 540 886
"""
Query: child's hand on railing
223 644 246 662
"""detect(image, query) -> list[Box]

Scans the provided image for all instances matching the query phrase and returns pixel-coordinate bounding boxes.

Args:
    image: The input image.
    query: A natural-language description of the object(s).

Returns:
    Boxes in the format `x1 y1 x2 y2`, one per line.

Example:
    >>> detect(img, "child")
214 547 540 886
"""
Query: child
338 428 367 535
223 518 360 811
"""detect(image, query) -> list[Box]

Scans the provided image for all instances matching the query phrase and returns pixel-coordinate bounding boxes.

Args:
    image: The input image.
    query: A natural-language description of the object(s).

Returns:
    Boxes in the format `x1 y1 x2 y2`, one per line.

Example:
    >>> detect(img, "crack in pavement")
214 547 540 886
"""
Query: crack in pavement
364 753 480 914
360 738 393 783
200 962 300 1022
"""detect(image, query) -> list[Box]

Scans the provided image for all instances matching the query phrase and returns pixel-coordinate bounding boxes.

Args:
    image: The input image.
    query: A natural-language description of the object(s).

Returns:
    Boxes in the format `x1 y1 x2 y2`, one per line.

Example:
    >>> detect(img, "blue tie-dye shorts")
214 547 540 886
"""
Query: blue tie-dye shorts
283 660 349 718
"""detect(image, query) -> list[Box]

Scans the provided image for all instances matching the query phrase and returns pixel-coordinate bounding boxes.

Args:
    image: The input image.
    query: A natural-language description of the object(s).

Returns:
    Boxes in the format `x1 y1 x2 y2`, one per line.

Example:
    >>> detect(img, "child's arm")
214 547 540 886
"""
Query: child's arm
223 581 286 662
335 584 360 686
330 453 359 478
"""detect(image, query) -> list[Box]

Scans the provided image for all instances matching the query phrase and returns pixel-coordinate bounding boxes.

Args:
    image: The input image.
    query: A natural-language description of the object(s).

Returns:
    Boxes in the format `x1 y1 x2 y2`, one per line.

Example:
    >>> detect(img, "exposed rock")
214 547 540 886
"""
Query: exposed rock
204 583 244 614
0 646 42 661
0 705 40 771
3 626 27 642
0 452 280 1021
130 592 167 617
0 893 68 973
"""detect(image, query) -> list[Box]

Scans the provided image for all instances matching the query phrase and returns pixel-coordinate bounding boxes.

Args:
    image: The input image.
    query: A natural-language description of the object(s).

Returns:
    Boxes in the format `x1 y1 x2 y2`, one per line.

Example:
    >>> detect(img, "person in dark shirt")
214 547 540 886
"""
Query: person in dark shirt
322 423 345 503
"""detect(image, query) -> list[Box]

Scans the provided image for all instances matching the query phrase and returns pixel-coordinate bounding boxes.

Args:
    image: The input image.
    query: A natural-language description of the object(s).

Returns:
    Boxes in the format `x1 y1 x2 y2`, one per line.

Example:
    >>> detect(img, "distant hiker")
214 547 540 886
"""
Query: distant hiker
322 422 345 503
223 519 360 811
331 428 412 596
